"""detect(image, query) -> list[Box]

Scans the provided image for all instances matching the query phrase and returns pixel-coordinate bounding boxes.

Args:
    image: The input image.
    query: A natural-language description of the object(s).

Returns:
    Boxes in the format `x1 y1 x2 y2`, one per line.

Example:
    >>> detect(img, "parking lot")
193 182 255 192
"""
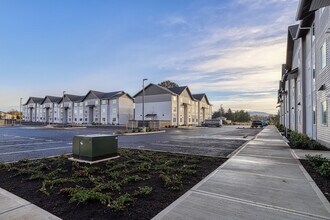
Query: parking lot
0 125 262 162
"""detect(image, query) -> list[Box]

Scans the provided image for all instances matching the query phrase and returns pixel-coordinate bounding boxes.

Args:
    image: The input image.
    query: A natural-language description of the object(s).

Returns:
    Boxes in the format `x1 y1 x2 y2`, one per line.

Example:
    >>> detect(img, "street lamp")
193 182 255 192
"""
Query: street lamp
142 78 148 128
19 98 22 125
62 91 66 126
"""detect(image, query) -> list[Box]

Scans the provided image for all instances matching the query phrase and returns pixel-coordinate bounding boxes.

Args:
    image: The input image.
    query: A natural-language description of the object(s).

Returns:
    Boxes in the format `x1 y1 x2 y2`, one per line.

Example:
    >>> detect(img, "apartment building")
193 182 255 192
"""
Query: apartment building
80 90 134 125
22 97 44 122
134 83 212 126
40 96 62 124
23 90 134 125
278 0 330 147
58 94 84 124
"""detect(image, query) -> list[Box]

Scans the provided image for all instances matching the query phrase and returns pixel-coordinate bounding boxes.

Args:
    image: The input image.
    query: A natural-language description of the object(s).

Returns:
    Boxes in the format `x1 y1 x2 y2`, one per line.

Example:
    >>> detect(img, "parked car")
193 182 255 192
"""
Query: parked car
202 119 222 127
251 120 263 128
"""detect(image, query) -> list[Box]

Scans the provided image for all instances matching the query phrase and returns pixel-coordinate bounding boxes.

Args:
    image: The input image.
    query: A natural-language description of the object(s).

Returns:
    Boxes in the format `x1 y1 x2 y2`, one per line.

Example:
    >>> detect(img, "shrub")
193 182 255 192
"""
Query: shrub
159 174 183 190
306 154 328 168
122 175 143 184
288 131 327 150
116 130 124 135
134 186 152 196
110 194 135 211
318 161 330 176
61 187 111 205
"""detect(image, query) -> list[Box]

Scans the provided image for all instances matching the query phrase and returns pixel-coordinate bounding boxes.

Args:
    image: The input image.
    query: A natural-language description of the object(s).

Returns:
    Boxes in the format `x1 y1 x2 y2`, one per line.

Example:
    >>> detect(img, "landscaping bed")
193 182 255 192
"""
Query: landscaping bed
300 155 330 202
0 149 225 220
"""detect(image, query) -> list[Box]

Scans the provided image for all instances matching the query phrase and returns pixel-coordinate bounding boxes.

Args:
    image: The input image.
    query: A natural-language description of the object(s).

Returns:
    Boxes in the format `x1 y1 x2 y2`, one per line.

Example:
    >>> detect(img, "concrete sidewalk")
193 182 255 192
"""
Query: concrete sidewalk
0 188 60 220
153 126 330 220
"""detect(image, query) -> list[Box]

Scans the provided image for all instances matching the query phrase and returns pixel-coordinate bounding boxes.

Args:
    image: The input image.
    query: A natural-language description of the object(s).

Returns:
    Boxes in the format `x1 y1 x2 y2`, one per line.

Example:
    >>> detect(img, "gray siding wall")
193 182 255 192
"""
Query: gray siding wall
118 95 134 125
315 7 330 147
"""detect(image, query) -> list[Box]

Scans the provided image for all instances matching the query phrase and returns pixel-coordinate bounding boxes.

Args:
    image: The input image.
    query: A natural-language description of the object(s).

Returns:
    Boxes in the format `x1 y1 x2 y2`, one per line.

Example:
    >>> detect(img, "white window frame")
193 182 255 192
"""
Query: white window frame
321 101 327 126
321 41 327 70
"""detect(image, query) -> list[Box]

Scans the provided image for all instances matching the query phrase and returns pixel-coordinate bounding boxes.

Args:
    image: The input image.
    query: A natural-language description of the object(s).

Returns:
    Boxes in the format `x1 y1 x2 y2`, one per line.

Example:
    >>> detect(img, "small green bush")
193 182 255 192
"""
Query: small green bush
134 186 152 196
61 187 111 205
318 162 330 176
288 131 327 150
159 174 183 190
306 154 328 168
110 193 135 211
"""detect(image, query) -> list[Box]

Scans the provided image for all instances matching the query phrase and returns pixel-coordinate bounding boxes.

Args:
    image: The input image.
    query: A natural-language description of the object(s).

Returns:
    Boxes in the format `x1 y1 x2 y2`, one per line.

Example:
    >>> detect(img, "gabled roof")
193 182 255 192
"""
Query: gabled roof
169 86 196 101
133 83 176 98
193 94 211 105
24 97 44 105
286 24 299 71
168 86 187 95
41 96 62 104
296 0 330 21
296 0 313 21
59 94 85 103
288 24 299 39
82 90 133 102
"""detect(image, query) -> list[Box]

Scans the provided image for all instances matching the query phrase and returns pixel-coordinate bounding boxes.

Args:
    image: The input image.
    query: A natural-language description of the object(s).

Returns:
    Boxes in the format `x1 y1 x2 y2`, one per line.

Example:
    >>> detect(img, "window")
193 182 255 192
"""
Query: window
74 103 78 107
79 110 83 114
80 118 82 121
102 118 106 121
75 118 77 121
112 118 116 122
312 24 315 42
112 99 117 104
321 42 327 69
321 101 327 125
173 118 176 123
313 106 316 124
173 107 176 112
320 7 325 18
102 100 107 105
113 108 117 113
80 103 83 106
102 109 106 113
95 100 98 105
85 101 88 106
173 96 176 101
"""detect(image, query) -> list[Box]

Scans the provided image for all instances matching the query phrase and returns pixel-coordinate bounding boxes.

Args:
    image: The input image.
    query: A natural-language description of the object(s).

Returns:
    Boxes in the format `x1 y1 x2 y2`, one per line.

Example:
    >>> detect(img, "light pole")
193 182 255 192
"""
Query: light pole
62 91 66 126
142 78 148 128
19 98 22 125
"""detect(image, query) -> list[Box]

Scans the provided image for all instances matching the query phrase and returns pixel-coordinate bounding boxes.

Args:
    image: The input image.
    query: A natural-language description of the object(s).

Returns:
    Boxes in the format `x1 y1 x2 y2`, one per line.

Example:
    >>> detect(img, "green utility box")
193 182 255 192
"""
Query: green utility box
72 134 118 161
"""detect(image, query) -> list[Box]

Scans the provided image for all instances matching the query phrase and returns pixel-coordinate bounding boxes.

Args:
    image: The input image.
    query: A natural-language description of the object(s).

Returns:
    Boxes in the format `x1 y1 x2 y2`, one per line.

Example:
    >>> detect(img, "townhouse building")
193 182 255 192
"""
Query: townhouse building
22 97 44 122
58 94 84 124
40 96 62 124
81 90 134 125
134 83 212 126
22 90 134 125
278 0 330 147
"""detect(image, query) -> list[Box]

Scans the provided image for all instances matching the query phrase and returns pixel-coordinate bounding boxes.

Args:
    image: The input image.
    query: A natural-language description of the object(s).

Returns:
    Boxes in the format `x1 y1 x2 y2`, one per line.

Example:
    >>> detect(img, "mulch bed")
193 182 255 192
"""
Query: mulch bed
300 159 330 201
0 149 226 220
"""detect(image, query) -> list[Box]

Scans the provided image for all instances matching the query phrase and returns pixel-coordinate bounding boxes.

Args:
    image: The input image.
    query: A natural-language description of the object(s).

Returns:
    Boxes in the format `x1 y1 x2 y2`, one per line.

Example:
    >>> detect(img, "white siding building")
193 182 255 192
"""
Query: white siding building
278 0 330 148
134 83 212 126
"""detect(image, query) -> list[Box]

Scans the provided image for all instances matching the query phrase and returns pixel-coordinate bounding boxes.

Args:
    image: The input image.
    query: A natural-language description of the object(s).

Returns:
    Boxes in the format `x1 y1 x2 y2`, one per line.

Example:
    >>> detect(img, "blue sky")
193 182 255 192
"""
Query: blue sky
0 0 298 113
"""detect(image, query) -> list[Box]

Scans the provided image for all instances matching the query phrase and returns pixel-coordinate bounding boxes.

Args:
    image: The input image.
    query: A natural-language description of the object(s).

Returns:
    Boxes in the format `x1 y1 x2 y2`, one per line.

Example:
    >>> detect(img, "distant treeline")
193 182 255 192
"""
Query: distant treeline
212 107 251 122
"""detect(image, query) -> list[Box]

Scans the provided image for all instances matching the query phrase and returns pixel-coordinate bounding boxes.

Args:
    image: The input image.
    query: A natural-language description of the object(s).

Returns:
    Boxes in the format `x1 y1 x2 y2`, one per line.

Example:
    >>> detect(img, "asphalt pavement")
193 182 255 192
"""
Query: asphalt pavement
0 125 261 162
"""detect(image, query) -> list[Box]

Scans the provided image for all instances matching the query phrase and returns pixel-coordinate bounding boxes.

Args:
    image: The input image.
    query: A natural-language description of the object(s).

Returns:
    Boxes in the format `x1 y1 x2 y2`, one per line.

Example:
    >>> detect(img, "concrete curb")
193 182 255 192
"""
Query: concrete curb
121 130 166 136
0 188 61 219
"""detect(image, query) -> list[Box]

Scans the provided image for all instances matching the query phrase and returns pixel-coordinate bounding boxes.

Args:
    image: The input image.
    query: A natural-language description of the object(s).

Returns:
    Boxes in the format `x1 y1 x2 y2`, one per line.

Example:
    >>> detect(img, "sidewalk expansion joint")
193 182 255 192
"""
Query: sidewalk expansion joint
192 189 329 220
0 203 31 215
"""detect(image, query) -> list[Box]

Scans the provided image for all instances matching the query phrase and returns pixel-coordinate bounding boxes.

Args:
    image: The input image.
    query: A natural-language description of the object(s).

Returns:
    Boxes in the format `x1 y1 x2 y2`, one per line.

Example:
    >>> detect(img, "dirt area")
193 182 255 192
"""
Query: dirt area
300 159 330 201
0 149 226 219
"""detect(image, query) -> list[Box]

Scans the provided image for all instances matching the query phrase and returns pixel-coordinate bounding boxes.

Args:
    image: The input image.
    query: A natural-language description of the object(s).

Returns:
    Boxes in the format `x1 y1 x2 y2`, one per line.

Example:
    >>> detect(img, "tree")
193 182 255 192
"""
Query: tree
158 80 179 88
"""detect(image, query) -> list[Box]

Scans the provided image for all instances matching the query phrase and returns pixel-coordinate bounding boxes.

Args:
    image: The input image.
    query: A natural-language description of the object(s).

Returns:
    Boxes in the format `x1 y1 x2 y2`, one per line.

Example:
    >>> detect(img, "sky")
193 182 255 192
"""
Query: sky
0 0 299 114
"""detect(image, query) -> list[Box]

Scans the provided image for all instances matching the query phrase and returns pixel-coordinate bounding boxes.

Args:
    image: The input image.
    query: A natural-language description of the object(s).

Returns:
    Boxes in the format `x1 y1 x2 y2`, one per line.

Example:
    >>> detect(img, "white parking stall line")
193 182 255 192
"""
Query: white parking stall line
0 146 72 155
0 141 64 148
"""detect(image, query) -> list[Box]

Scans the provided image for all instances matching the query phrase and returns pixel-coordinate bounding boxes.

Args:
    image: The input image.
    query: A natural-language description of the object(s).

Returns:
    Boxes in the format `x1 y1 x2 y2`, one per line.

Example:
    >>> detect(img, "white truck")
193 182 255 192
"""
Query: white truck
202 119 223 127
